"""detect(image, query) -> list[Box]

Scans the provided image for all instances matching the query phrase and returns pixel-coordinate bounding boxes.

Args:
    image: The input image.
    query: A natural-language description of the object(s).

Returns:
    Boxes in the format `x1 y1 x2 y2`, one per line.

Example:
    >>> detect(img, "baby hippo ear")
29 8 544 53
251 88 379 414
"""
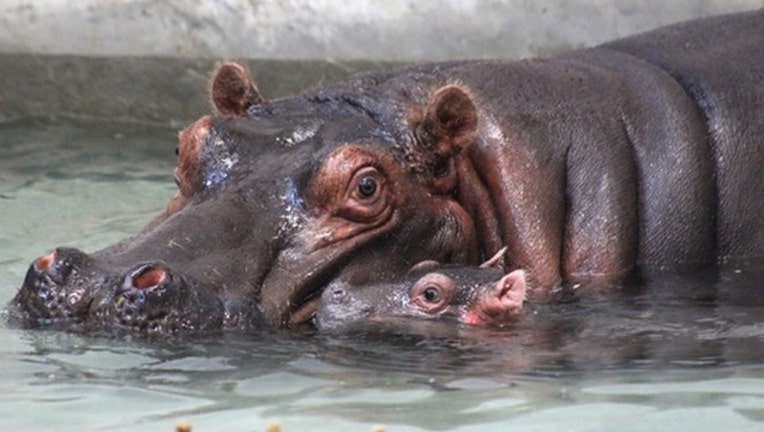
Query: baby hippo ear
210 61 264 116
497 270 526 310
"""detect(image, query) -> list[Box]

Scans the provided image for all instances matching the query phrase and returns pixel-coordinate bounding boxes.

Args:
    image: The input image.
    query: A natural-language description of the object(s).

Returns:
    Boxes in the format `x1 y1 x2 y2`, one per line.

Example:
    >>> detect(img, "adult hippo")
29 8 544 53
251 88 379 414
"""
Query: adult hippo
8 10 764 332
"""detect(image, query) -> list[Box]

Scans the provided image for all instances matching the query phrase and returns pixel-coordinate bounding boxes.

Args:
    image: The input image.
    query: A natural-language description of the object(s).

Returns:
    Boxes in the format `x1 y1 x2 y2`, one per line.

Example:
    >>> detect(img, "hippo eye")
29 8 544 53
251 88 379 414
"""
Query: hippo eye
312 147 393 225
357 176 378 198
410 273 453 315
337 165 390 223
349 167 384 203
422 286 440 303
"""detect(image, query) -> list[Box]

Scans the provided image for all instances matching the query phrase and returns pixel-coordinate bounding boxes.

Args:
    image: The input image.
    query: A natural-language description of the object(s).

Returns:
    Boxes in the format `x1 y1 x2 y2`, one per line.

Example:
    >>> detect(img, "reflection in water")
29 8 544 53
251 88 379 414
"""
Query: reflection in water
1 119 764 431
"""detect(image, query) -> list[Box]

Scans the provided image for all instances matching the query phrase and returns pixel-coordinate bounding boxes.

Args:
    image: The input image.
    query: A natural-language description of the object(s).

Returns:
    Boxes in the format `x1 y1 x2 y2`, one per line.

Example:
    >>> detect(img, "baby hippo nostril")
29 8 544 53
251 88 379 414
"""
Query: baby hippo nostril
131 266 167 290
33 251 56 273
331 287 347 300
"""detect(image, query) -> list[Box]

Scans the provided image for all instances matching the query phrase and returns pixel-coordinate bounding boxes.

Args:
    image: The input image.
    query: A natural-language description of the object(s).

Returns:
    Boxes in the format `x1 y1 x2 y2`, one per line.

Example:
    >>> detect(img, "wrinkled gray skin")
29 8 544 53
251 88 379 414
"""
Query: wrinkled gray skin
8 10 764 333
315 263 527 331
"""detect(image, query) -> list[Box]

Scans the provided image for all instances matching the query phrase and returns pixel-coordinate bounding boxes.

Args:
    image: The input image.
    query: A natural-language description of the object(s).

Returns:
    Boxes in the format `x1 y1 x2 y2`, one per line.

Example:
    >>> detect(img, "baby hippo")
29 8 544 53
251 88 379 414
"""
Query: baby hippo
315 251 527 330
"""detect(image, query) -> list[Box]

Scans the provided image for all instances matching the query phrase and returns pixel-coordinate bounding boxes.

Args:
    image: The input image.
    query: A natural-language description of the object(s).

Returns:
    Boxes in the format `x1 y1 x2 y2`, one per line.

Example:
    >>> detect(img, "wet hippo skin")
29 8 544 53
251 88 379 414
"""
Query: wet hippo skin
8 10 764 332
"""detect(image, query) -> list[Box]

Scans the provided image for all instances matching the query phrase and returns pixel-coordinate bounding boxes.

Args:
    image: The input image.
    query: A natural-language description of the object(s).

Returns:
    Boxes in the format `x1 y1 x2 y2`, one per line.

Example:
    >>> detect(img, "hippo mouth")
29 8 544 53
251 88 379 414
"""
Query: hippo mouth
258 207 403 328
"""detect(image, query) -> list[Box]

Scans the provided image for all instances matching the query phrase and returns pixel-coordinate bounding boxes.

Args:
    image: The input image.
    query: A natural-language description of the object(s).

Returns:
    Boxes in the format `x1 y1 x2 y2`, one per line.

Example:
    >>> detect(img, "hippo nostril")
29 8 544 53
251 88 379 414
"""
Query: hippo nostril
331 288 346 300
131 266 167 290
34 251 56 273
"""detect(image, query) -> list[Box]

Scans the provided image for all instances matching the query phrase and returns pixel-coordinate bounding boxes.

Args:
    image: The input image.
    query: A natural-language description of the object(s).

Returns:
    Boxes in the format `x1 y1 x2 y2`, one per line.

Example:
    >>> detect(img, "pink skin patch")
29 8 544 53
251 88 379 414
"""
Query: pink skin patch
461 310 487 326
132 267 167 290
34 251 56 273
461 269 526 326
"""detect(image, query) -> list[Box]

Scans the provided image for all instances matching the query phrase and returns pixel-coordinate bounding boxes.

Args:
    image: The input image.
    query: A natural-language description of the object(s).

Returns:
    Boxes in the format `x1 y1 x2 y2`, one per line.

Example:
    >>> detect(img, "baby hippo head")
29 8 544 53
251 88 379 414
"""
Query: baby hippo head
408 267 527 326
315 256 527 330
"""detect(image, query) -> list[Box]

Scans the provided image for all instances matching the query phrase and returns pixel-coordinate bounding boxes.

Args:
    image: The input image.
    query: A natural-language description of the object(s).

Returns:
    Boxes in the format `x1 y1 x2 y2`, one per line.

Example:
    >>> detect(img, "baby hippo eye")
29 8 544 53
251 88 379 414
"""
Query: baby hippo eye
422 286 440 303
357 176 378 198
410 273 454 315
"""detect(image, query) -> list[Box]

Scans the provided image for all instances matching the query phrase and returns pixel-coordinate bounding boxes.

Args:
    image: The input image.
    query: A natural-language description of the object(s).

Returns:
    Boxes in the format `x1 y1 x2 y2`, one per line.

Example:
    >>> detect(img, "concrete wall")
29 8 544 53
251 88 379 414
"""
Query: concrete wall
1 1 761 123
2 0 761 61
0 56 399 123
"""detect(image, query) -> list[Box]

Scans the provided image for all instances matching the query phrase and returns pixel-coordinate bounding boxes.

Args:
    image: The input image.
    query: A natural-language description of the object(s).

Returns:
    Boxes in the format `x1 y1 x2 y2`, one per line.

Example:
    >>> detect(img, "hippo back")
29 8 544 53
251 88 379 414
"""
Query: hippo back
604 10 764 264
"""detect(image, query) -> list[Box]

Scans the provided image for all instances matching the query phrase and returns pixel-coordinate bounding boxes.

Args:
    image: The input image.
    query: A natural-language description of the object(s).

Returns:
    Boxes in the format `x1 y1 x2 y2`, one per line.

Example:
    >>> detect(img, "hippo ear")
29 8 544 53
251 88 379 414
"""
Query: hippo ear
210 61 264 116
422 85 478 143
497 269 527 308
415 85 478 193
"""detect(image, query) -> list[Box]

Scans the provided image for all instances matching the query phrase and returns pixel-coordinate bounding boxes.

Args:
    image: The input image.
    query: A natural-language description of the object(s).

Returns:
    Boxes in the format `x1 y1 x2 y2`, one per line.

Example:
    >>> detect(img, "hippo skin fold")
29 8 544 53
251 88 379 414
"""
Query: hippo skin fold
8 10 764 333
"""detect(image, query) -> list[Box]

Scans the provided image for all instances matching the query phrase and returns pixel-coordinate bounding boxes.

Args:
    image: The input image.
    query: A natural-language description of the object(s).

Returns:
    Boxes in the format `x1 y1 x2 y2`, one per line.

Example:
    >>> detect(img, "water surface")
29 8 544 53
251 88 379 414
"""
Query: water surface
2 118 764 431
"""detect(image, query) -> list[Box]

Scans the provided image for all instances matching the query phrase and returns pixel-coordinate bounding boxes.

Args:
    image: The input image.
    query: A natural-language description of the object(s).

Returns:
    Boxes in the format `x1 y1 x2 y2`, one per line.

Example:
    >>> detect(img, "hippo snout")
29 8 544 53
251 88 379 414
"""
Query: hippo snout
10 250 228 333
11 248 104 326
314 282 376 330
97 264 178 330
29 248 91 288
91 263 226 334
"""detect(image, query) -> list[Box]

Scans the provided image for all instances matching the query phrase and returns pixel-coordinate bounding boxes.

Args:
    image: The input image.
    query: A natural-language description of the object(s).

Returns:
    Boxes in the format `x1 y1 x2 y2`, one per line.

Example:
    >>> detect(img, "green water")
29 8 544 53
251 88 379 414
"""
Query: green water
1 118 764 431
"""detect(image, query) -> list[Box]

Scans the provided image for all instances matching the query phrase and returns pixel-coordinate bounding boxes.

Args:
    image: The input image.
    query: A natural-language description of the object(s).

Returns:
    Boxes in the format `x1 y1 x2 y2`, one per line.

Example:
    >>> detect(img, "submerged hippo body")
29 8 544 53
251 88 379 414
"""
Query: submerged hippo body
9 11 764 332
315 261 527 330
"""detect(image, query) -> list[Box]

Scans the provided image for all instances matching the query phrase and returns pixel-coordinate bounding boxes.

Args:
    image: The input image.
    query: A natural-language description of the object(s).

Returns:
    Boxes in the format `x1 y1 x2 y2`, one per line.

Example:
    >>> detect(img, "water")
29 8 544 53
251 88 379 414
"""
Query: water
2 118 764 431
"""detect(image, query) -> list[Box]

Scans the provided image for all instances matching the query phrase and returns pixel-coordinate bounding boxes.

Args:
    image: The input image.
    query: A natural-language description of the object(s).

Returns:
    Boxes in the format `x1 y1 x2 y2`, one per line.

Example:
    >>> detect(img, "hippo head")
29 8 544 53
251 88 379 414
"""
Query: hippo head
10 62 487 331
315 250 528 330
